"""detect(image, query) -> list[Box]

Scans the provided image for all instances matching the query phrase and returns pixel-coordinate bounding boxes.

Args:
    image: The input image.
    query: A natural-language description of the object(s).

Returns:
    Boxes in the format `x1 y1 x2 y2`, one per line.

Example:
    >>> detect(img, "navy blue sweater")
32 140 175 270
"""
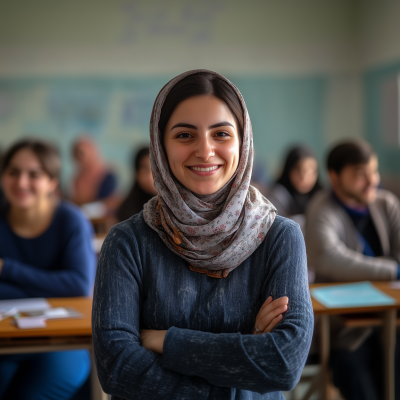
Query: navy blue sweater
0 201 96 299
92 213 313 400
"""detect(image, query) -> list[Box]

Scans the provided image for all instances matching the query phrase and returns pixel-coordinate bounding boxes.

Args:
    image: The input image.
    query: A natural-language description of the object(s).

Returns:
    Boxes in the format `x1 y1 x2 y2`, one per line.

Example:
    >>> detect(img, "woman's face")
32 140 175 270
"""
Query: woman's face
164 95 240 195
136 155 157 195
73 140 97 169
289 157 318 194
1 149 58 209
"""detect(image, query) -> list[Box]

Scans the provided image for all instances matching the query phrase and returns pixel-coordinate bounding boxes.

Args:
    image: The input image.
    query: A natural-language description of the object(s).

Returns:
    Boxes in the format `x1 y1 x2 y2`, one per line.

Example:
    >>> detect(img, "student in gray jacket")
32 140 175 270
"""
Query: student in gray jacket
305 140 400 400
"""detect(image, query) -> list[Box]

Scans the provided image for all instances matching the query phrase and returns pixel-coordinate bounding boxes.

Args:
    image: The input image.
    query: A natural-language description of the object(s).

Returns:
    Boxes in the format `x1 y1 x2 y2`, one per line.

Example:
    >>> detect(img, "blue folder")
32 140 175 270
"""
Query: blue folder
311 281 395 308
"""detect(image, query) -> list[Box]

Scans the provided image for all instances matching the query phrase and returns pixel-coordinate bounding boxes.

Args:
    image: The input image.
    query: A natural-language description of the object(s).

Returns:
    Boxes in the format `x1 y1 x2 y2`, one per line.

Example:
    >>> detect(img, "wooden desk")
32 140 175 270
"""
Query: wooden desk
0 297 108 400
308 282 400 400
90 216 116 235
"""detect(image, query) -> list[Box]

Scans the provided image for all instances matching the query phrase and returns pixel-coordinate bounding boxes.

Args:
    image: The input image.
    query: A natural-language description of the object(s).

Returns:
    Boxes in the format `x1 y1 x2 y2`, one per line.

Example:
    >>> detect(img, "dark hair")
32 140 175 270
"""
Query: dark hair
327 140 375 174
276 145 321 195
133 146 150 172
158 72 244 141
1 138 61 179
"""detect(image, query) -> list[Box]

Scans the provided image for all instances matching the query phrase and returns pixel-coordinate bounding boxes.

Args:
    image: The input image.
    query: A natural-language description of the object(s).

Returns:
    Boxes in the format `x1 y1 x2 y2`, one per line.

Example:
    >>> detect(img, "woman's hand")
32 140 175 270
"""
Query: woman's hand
140 329 167 354
253 296 288 334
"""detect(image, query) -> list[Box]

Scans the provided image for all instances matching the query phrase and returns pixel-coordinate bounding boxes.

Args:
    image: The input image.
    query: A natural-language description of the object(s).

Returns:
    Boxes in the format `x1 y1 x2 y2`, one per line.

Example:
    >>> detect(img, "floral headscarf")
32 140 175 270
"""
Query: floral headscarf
143 69 276 278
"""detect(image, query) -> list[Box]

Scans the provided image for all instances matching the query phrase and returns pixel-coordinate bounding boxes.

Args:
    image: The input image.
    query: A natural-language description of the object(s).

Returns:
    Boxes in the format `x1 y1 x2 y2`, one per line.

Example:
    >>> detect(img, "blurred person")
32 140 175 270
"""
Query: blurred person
305 140 400 400
268 145 321 225
116 146 157 222
70 136 118 207
92 70 313 399
0 139 96 400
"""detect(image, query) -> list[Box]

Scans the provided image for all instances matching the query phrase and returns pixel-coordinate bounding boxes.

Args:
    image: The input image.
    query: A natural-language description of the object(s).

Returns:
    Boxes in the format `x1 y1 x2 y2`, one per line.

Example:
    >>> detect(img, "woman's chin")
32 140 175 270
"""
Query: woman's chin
186 181 224 195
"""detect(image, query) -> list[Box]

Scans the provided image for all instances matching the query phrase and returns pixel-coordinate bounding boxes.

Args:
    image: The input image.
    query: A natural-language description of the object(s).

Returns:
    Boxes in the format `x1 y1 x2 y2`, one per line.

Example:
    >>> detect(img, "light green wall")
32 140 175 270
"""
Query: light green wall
0 0 357 75
1 0 399 194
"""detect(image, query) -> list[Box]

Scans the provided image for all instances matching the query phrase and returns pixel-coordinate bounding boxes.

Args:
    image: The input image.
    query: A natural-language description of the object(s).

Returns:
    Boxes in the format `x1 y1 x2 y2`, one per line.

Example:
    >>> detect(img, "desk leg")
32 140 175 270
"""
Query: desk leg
319 315 330 400
383 309 396 400
90 349 109 400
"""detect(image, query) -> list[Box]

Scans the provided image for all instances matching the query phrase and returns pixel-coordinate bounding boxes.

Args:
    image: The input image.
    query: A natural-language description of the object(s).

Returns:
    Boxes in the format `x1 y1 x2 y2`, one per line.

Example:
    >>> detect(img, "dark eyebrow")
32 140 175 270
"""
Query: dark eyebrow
209 121 234 129
170 123 197 131
170 121 234 131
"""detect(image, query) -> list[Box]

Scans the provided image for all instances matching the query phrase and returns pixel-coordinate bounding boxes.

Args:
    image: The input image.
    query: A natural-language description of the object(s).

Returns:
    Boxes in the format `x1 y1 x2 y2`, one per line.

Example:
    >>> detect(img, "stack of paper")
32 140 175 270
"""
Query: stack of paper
0 299 82 329
311 281 396 308
0 298 50 314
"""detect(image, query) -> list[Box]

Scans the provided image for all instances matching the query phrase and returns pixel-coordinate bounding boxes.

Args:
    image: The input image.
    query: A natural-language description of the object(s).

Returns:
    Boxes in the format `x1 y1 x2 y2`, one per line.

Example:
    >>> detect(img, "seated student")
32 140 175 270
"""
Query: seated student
305 140 400 400
0 139 96 400
268 145 321 228
70 136 118 207
116 146 157 222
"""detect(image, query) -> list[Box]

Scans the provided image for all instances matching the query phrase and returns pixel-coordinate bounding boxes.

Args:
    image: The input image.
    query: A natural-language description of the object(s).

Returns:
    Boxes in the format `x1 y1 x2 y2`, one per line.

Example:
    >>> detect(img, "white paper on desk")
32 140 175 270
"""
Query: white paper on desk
16 317 47 329
389 281 400 289
26 307 83 320
0 298 50 313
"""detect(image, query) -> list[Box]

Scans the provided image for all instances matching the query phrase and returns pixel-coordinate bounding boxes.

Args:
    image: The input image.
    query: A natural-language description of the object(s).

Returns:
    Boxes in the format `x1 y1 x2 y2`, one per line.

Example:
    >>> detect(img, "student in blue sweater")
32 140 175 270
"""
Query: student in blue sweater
92 70 313 400
0 139 96 400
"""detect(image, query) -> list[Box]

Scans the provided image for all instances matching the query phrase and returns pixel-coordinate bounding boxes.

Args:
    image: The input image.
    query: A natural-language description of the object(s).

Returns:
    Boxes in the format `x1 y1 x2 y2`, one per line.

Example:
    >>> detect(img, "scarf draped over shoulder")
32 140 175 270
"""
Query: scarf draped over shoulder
143 69 276 278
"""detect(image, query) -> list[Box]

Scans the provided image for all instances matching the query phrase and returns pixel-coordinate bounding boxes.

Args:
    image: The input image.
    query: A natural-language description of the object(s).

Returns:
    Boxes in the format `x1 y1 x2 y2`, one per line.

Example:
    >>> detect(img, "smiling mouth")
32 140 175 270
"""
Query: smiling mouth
188 165 220 172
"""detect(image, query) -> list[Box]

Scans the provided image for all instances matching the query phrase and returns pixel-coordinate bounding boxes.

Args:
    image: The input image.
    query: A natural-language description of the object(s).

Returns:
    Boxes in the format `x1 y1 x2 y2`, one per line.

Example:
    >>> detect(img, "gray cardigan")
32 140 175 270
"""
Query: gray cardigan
305 189 400 282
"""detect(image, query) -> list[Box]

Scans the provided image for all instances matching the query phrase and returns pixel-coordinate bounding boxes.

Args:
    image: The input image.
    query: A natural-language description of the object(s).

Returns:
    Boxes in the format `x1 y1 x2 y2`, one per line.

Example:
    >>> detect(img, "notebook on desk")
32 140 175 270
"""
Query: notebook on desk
311 281 396 308
0 298 50 314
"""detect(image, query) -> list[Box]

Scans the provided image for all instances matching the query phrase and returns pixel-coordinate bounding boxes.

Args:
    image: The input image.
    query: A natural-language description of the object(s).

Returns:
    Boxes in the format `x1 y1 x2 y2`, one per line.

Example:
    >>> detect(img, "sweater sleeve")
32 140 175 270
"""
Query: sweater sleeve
0 281 31 300
0 213 96 298
305 200 397 281
92 225 229 400
160 222 314 393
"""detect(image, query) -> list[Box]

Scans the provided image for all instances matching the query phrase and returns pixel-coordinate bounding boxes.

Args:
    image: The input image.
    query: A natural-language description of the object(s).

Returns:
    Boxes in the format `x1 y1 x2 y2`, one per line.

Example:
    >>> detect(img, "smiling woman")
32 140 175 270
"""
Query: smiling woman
0 139 95 399
164 95 240 195
92 70 314 400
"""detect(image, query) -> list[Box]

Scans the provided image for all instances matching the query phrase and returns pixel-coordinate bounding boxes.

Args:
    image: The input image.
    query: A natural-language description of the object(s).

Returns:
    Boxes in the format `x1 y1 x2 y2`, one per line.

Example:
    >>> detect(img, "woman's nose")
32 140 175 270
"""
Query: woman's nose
16 173 29 187
194 136 214 161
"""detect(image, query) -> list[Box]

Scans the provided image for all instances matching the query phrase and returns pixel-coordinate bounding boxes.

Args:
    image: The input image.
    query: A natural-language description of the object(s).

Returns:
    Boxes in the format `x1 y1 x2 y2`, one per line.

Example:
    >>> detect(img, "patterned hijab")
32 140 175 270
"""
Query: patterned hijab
143 69 276 278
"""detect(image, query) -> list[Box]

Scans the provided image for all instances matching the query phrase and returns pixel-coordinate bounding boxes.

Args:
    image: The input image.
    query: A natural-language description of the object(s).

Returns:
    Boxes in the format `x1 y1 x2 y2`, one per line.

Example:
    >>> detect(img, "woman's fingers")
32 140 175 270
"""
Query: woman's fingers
259 296 273 311
257 296 288 320
263 314 283 333
258 304 287 329
253 296 289 334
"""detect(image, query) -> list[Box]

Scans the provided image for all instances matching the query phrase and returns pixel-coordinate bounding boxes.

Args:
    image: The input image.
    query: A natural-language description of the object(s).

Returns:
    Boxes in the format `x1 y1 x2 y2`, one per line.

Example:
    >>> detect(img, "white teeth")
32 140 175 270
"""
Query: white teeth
190 166 219 172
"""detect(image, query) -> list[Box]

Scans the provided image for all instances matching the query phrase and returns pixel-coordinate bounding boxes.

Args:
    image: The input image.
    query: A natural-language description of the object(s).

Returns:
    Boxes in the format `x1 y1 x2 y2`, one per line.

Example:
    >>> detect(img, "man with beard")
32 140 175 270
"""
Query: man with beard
305 140 400 400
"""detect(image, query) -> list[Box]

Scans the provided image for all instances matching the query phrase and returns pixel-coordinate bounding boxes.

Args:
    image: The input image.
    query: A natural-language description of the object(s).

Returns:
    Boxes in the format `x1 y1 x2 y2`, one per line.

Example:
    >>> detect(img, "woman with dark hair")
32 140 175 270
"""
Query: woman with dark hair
268 145 322 221
116 146 157 222
92 70 313 399
0 139 96 400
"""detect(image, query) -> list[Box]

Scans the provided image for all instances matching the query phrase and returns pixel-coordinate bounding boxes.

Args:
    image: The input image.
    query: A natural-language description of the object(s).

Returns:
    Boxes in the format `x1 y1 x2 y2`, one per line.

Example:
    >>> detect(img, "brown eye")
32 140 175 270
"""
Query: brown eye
6 168 19 177
176 132 193 139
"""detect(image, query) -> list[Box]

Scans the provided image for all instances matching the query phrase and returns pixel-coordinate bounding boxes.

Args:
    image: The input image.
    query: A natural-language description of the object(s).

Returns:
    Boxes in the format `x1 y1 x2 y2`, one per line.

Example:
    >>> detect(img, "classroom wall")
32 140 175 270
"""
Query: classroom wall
0 0 358 76
0 0 394 192
357 0 400 186
357 0 400 68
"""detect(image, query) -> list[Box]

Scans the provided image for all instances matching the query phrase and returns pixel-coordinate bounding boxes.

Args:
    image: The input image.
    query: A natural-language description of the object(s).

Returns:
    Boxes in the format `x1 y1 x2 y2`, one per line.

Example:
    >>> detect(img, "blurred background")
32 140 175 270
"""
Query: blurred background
0 0 399 196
